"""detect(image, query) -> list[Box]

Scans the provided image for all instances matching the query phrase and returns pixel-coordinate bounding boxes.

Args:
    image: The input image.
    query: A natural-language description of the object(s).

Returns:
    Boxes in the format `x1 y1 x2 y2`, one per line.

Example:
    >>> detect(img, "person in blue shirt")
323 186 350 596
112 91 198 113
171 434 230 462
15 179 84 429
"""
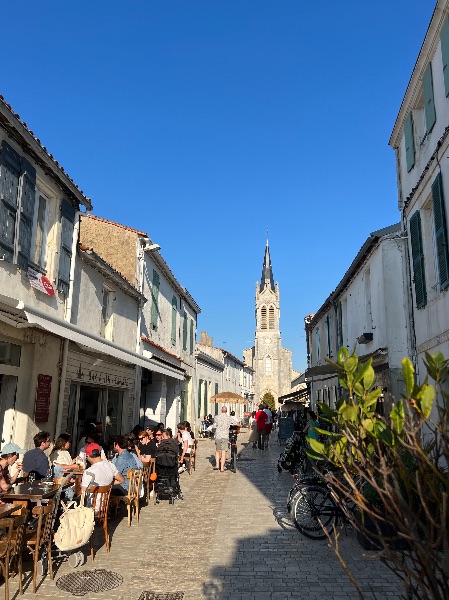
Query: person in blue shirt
111 435 140 495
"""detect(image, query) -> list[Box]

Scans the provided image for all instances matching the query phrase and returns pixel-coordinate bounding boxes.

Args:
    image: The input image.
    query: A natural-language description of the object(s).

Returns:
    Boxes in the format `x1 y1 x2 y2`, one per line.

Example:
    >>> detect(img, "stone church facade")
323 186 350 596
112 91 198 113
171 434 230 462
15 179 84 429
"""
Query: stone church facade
243 242 292 408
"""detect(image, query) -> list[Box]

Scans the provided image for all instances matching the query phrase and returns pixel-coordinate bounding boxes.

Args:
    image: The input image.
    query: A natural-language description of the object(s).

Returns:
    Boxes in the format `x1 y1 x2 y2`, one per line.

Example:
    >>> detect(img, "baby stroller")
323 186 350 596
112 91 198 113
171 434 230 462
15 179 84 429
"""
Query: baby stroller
155 445 183 505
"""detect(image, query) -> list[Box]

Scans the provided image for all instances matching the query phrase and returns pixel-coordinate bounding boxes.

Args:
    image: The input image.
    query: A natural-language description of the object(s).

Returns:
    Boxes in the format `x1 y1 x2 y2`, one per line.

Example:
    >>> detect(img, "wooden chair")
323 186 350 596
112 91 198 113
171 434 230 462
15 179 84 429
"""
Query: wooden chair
142 459 156 503
184 441 197 475
25 499 55 593
89 484 112 560
0 507 27 600
121 469 142 527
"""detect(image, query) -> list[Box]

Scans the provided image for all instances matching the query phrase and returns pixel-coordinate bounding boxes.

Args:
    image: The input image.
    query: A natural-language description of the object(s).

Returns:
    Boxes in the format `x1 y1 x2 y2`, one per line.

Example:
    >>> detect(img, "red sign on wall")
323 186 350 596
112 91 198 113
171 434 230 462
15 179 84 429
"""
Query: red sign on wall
35 374 52 423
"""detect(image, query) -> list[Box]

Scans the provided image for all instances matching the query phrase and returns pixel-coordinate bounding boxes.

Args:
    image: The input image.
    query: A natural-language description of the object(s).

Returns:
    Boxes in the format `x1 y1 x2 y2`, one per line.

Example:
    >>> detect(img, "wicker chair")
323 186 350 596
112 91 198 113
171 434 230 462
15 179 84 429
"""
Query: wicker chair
89 484 113 560
25 499 55 593
0 507 27 600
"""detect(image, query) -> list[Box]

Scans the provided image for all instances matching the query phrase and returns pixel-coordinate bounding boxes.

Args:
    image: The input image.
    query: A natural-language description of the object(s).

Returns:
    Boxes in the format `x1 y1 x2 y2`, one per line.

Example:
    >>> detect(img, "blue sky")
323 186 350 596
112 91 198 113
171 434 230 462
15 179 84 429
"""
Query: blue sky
2 1 436 372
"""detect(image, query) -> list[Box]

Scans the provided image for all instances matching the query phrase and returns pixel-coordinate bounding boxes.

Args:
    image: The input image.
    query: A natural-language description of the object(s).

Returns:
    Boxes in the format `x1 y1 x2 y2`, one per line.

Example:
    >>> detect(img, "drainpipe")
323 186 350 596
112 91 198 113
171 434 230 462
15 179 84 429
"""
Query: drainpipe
55 210 81 437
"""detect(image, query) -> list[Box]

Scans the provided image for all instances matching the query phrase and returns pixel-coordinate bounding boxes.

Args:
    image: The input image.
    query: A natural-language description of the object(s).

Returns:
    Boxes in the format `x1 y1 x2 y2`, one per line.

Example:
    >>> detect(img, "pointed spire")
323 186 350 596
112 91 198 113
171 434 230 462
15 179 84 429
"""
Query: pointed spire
260 238 275 292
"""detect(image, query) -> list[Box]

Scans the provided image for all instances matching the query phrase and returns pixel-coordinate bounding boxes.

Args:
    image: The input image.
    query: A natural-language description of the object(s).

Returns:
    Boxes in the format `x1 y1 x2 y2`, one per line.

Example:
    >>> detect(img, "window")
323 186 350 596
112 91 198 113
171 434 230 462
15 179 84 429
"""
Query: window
423 63 436 134
432 173 449 289
326 314 332 358
32 193 48 268
0 140 37 270
336 302 343 352
189 319 194 355
171 296 177 345
269 306 275 329
57 199 75 295
410 210 427 308
182 311 187 351
364 268 372 332
260 306 267 329
150 270 160 330
404 113 415 172
265 356 272 376
100 287 114 340
441 15 449 96
214 383 219 415
315 327 321 362
0 342 21 367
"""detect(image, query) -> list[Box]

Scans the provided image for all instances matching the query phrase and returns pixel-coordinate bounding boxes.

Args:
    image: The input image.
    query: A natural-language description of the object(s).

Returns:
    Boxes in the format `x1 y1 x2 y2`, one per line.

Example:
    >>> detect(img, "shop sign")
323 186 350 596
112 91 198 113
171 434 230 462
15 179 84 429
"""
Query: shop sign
35 374 52 422
27 267 55 297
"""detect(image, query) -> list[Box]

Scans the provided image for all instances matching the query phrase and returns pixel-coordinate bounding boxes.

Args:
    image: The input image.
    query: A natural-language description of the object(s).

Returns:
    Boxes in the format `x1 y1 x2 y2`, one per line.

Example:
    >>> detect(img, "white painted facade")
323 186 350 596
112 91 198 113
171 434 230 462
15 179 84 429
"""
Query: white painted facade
389 0 449 389
305 225 410 413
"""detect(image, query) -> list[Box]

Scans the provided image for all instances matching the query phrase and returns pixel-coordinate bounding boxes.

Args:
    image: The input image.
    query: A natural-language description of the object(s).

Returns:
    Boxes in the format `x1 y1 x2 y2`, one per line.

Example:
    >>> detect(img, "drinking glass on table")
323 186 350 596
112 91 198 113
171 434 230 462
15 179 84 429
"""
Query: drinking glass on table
28 472 35 488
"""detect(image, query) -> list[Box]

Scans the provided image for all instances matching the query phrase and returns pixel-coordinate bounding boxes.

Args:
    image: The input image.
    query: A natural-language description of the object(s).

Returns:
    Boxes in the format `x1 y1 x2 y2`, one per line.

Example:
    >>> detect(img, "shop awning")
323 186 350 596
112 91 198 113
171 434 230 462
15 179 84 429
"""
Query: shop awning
0 294 185 380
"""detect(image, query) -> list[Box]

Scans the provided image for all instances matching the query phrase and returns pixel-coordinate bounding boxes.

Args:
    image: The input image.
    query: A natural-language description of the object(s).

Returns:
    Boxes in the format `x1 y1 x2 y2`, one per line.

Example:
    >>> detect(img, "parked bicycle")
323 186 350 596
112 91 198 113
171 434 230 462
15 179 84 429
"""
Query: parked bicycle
228 425 239 473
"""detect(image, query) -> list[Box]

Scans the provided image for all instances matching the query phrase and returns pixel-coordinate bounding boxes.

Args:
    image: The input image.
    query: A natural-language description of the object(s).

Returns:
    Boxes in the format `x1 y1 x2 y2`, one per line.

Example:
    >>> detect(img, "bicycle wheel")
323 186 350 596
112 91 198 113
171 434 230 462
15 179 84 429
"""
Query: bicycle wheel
231 446 237 473
292 485 337 540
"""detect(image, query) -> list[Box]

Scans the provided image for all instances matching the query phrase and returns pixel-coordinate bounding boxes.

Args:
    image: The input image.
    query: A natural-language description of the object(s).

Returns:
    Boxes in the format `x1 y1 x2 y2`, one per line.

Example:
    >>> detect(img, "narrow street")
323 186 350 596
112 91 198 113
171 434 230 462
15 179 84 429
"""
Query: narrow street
9 430 402 600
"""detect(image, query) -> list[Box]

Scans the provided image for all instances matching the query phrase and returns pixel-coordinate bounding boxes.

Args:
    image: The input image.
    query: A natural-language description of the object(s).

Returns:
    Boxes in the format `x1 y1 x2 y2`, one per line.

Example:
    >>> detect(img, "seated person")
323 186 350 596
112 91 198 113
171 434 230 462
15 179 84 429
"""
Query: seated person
157 429 179 465
81 443 124 509
112 435 141 495
134 430 156 462
50 434 78 476
78 433 107 464
23 431 51 480
0 442 24 491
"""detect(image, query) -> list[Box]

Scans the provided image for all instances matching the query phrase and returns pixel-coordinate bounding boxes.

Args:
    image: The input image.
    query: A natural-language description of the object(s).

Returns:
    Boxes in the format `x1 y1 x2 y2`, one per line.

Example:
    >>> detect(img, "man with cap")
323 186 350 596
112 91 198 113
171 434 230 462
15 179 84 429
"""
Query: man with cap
0 442 24 492
23 431 51 480
80 443 124 507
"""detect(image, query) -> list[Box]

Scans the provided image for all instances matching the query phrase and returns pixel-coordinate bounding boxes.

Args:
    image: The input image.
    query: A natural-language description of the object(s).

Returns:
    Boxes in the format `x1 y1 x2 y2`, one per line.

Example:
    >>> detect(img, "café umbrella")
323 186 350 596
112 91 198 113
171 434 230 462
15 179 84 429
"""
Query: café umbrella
210 391 247 405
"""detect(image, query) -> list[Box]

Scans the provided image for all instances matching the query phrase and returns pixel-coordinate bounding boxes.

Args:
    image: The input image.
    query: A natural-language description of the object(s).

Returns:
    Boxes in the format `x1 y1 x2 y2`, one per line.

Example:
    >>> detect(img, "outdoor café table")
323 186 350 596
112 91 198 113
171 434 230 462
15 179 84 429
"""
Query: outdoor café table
0 482 60 509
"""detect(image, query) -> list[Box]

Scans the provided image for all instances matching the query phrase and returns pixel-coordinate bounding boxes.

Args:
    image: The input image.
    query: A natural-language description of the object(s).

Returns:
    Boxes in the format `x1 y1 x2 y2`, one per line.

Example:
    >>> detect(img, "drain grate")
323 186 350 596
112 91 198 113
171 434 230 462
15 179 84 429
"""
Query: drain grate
138 593 185 600
56 569 123 596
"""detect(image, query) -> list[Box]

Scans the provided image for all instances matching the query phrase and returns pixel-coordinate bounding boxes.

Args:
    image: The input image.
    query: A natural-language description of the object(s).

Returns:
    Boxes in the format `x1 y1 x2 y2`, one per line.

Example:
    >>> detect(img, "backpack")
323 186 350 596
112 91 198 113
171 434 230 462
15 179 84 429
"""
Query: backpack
54 501 95 551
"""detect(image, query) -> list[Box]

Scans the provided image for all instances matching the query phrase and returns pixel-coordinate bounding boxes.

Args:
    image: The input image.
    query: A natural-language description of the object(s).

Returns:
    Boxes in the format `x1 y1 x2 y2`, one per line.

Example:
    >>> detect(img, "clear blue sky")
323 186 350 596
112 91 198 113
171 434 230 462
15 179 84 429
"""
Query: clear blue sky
2 1 436 372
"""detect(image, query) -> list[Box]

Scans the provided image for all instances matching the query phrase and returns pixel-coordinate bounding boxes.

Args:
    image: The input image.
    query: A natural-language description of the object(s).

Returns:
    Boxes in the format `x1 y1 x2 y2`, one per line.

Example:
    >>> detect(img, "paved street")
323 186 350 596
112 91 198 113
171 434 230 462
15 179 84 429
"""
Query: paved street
6 430 403 600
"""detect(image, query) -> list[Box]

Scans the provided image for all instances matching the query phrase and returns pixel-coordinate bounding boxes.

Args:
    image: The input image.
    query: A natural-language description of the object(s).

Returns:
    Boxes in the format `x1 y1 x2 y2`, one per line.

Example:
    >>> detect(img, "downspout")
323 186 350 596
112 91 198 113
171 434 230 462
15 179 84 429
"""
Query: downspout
55 210 81 437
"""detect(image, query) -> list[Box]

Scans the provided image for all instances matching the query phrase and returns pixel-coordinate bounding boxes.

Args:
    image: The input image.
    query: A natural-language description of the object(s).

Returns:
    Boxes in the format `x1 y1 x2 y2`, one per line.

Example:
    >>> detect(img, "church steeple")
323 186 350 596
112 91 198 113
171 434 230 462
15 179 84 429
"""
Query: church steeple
260 239 275 292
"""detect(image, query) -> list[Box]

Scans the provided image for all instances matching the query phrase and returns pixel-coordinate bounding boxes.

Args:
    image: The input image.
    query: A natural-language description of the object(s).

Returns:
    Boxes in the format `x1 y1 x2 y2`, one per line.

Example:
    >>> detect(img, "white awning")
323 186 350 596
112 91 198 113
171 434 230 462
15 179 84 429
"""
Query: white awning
0 294 185 380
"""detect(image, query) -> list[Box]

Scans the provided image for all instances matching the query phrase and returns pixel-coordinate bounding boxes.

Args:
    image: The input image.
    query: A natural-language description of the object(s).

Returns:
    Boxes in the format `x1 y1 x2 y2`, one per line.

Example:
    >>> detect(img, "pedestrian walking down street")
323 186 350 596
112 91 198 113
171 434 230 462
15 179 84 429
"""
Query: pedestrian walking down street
263 405 272 448
248 411 258 449
255 404 268 450
214 406 232 471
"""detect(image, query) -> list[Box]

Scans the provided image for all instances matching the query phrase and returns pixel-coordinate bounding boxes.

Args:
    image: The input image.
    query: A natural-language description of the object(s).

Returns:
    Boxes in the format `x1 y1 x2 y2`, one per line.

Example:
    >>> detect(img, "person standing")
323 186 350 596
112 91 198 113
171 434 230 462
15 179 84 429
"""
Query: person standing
23 431 51 480
255 405 268 450
263 405 273 448
213 406 232 472
303 410 320 443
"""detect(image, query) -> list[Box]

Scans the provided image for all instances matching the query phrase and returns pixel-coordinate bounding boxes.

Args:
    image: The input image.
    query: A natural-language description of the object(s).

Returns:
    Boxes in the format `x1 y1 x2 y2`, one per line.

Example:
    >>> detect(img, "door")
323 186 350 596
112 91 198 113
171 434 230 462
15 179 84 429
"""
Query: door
105 389 123 444
0 375 18 445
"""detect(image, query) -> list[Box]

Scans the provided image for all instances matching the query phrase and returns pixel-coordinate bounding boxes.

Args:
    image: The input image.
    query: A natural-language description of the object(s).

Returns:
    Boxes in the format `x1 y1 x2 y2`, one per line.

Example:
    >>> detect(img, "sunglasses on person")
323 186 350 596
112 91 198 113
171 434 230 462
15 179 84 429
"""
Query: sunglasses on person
138 436 147 440
155 433 162 437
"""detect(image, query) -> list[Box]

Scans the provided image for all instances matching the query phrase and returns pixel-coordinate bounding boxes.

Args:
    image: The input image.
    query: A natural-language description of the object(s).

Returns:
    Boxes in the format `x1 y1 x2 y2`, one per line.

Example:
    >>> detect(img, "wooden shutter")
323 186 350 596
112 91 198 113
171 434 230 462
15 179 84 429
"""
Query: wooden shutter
189 319 194 354
150 270 160 329
404 113 415 172
409 210 427 308
423 63 436 133
57 199 75 295
441 16 449 96
171 296 177 344
17 157 36 270
197 379 202 419
182 311 187 351
432 173 449 289
0 141 21 262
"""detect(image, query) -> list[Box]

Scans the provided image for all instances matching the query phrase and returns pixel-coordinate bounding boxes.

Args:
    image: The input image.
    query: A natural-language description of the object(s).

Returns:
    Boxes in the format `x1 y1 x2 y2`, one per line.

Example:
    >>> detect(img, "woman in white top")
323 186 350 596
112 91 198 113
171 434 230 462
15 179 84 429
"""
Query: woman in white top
50 434 78 471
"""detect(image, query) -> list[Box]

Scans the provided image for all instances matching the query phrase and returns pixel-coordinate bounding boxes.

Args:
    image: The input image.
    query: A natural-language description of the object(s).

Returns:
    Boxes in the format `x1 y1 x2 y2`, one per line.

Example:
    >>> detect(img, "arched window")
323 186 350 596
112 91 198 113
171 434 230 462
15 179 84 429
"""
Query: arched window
265 356 272 376
261 306 267 329
269 306 275 329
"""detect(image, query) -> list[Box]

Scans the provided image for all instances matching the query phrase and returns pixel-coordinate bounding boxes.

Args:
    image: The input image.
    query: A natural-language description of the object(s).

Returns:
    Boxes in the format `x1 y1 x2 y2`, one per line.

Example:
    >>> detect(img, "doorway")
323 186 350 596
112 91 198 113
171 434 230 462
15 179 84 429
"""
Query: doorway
0 375 18 445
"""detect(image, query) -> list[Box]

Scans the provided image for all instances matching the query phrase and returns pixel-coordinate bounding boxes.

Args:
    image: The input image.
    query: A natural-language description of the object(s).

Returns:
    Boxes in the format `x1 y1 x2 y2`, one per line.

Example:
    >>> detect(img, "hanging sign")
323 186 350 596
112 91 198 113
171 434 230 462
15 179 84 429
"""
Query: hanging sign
27 267 55 297
35 374 52 422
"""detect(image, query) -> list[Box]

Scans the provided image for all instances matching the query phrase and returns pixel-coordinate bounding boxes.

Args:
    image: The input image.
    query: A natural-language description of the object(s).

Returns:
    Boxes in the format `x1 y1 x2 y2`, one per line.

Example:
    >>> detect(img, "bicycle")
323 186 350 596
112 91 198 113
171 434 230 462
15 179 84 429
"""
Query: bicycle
228 425 239 473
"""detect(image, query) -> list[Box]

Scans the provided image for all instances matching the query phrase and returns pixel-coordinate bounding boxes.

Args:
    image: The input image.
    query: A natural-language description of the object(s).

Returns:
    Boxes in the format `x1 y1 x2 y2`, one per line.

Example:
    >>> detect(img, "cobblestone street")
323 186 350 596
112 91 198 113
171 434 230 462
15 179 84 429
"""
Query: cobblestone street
6 430 403 600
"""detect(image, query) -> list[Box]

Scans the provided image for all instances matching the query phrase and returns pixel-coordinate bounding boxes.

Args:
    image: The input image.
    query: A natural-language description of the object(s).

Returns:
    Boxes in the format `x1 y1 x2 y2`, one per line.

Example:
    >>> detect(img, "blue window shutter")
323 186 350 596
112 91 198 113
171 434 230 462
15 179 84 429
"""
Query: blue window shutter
171 296 177 345
182 311 187 351
189 319 194 354
409 210 427 308
17 157 36 270
432 173 449 289
404 113 415 172
197 379 202 419
0 141 21 262
57 199 75 295
441 16 449 96
150 270 160 329
423 63 436 133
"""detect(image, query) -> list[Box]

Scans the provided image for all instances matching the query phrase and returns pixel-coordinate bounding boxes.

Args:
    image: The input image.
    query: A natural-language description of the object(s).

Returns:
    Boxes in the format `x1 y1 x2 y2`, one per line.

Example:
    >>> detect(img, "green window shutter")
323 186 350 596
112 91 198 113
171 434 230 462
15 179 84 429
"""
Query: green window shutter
150 270 160 329
197 379 202 419
189 319 194 354
182 311 187 351
171 296 177 345
214 383 219 415
57 199 75 295
409 211 427 308
17 157 36 270
423 63 436 133
0 141 21 263
441 16 449 96
203 381 208 417
404 113 415 172
432 173 449 289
